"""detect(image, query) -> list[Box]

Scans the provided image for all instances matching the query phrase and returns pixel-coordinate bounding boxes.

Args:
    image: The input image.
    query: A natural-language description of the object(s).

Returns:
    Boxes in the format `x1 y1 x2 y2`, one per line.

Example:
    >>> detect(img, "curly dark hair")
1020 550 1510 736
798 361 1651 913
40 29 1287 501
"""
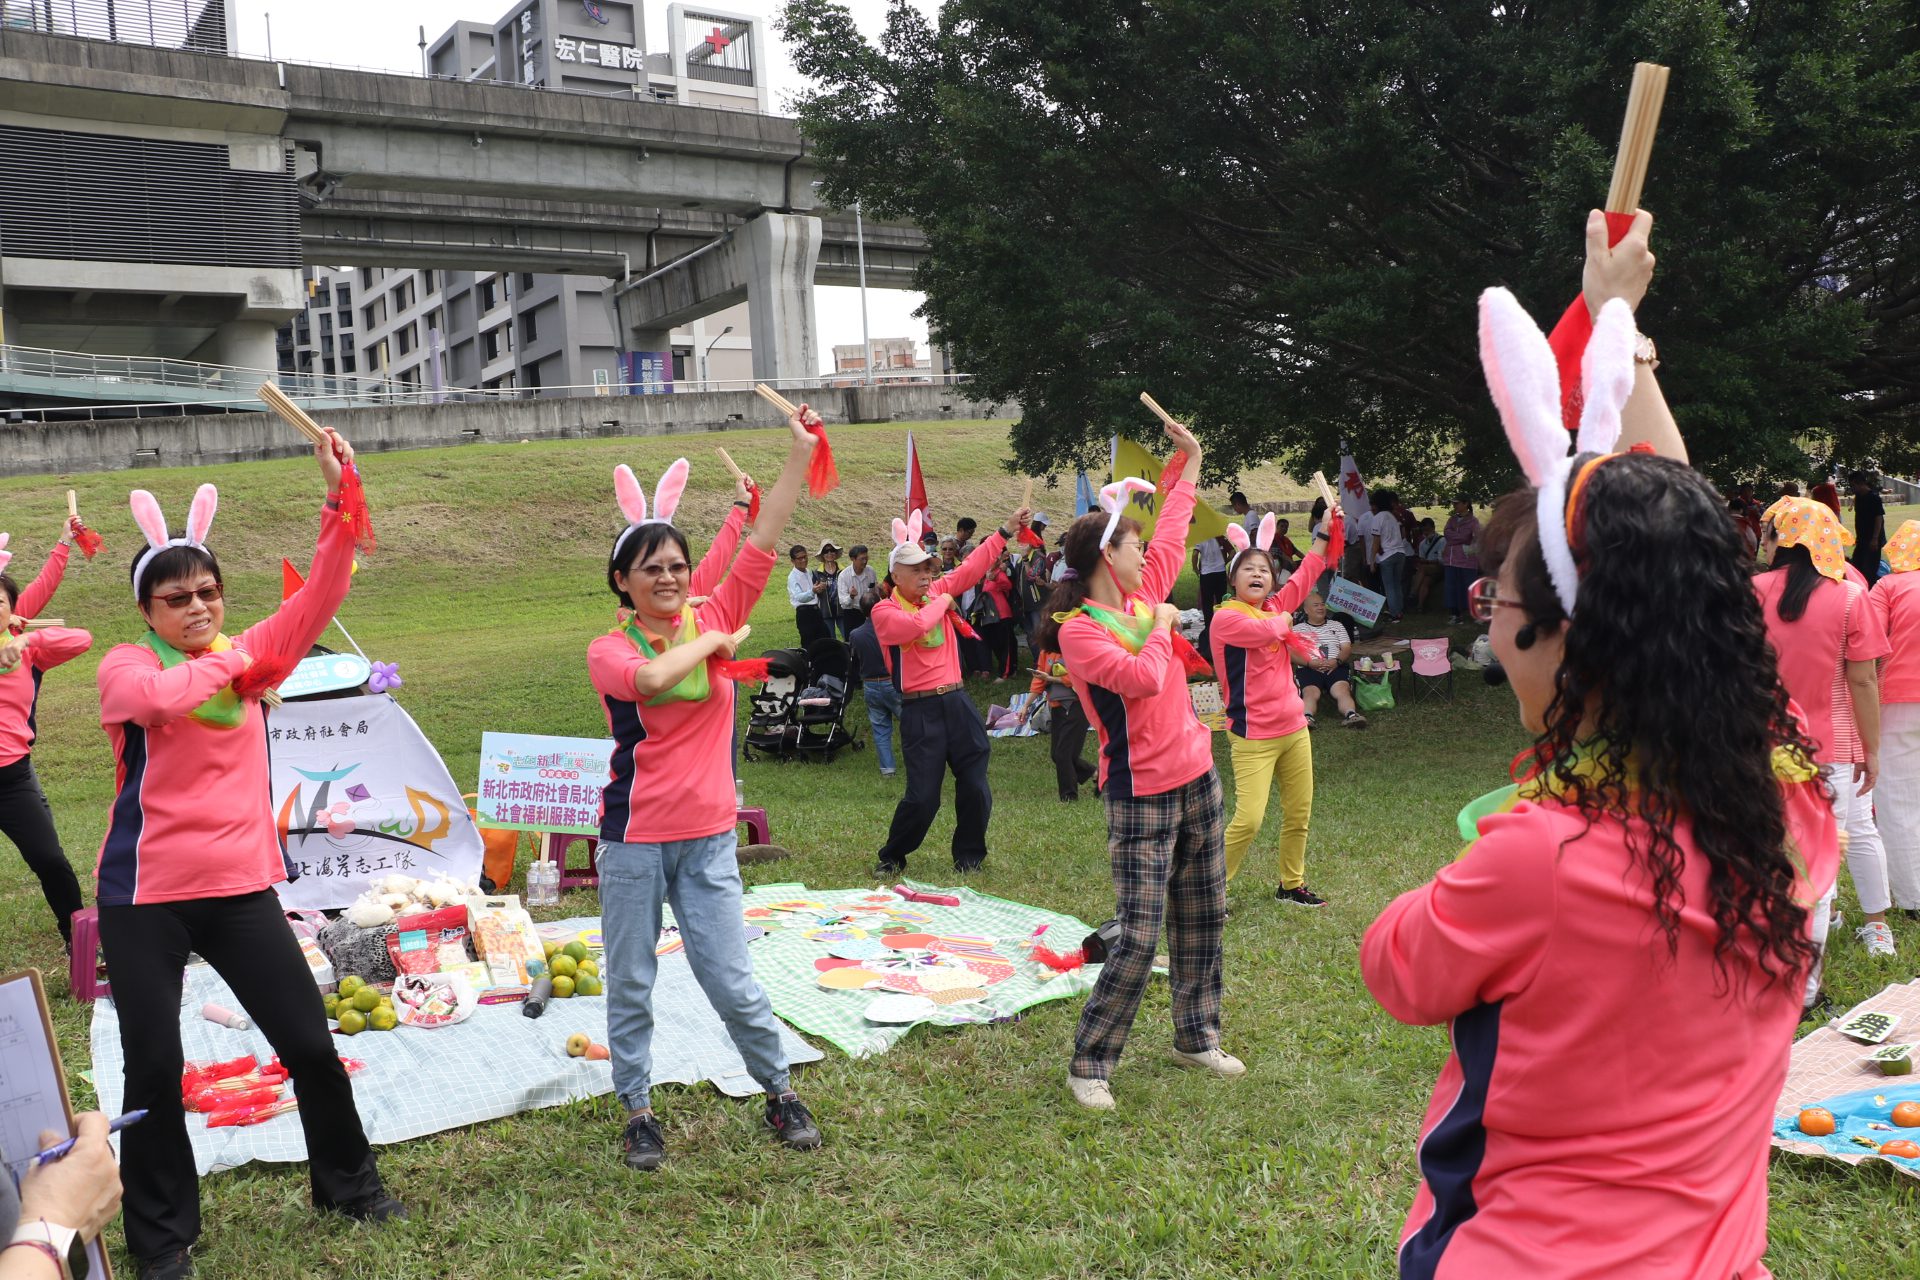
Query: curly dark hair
1481 452 1822 991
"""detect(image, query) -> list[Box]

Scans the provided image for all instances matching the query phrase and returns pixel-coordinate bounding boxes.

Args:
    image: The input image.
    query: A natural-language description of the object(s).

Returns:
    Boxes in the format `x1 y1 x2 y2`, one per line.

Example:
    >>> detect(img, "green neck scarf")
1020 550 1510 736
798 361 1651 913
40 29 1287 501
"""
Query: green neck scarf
892 589 947 648
622 608 711 706
1054 599 1154 654
138 631 247 729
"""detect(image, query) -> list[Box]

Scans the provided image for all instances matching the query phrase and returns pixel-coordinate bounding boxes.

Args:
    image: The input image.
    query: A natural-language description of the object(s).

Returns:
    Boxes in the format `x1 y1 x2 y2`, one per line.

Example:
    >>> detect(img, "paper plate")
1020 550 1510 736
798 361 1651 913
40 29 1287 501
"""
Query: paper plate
829 939 890 961
884 933 937 950
864 994 938 1023
814 957 862 971
817 967 880 991
804 926 868 943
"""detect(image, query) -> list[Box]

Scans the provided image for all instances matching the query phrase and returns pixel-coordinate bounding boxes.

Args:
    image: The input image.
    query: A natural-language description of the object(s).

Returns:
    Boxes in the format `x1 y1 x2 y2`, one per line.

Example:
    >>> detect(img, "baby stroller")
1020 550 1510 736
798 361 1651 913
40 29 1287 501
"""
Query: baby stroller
794 638 863 763
741 647 808 762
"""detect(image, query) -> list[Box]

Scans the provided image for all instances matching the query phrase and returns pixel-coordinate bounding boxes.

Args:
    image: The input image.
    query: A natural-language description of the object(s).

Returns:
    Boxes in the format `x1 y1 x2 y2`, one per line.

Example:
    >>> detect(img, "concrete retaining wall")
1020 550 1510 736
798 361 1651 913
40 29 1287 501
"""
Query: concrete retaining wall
0 385 1016 477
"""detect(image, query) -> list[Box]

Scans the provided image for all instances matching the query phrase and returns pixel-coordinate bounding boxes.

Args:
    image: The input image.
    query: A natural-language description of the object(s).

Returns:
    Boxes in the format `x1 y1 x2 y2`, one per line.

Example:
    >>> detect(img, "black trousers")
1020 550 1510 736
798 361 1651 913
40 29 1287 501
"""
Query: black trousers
1048 696 1096 799
876 689 993 871
99 890 384 1260
0 755 83 944
795 605 829 649
983 620 1017 679
1197 571 1228 650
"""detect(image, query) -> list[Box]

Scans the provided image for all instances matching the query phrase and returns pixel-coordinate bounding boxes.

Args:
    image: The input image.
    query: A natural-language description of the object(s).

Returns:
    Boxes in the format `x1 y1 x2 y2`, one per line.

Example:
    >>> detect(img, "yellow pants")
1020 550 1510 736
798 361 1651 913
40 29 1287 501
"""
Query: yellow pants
1223 728 1314 887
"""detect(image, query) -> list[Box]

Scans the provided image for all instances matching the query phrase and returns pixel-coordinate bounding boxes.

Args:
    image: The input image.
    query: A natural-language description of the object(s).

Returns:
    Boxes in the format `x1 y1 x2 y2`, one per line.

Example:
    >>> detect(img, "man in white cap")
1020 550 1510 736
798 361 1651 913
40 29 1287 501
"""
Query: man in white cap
867 498 1032 876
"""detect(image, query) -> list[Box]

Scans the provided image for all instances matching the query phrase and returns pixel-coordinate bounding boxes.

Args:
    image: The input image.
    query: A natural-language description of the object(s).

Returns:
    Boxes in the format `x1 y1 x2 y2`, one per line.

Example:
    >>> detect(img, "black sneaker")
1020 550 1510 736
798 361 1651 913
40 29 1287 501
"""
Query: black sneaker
138 1249 195 1280
764 1093 822 1150
330 1192 408 1223
953 861 984 876
623 1112 667 1171
872 860 906 880
1277 886 1327 908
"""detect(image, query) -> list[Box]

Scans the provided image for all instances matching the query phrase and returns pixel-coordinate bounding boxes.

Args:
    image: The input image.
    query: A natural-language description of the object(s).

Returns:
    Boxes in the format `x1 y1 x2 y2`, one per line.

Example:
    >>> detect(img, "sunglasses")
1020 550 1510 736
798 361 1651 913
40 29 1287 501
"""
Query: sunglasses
152 584 224 611
1467 576 1525 625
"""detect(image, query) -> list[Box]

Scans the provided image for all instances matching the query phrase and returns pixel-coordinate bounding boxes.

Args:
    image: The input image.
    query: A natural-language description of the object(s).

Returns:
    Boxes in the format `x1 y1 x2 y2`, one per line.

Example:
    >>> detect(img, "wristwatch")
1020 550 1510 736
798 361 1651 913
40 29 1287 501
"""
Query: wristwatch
8 1219 85 1279
1633 331 1659 370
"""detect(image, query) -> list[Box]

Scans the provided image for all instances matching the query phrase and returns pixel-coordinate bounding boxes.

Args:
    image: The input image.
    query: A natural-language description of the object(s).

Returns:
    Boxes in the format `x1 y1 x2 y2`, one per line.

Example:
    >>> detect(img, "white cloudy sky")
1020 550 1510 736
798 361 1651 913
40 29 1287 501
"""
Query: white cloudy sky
228 0 936 373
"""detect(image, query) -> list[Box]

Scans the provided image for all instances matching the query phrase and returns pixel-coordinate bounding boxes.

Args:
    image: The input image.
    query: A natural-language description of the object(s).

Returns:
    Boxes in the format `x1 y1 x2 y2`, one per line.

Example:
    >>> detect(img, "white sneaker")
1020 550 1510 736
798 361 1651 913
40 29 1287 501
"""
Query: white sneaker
1171 1047 1247 1077
1859 921 1898 958
1068 1074 1115 1110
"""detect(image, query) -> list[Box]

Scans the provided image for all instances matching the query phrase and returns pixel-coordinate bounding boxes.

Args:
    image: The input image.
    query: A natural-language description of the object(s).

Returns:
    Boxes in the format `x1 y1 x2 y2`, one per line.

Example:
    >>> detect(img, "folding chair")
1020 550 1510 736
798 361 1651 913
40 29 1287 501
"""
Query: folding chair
1408 637 1454 703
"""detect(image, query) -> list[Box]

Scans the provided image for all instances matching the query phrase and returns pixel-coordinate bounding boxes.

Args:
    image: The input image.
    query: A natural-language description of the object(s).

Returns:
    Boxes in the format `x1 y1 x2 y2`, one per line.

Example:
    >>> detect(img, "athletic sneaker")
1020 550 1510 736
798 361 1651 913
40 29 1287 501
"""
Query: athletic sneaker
622 1112 667 1171
138 1250 195 1280
872 859 906 880
1304 713 1317 730
1277 886 1327 908
1068 1074 1115 1110
765 1092 823 1149
1171 1047 1247 1077
1859 921 1898 958
1342 710 1368 729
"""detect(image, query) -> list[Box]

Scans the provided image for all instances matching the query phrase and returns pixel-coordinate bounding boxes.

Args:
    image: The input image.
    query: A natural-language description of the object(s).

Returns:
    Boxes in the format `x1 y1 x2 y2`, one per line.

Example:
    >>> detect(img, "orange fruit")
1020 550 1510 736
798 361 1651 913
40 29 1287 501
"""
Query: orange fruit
1890 1101 1920 1128
1797 1108 1836 1137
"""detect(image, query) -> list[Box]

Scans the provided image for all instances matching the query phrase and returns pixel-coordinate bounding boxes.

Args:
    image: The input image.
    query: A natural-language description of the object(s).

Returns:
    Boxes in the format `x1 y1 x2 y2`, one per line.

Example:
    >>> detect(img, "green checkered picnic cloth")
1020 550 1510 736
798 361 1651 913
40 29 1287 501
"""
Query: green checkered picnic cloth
736 881 1101 1058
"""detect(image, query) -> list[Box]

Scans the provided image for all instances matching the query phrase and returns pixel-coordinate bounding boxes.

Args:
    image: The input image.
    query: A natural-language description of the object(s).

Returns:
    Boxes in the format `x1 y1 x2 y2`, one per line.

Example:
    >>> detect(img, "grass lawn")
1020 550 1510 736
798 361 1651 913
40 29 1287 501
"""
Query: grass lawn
1 420 1915 1277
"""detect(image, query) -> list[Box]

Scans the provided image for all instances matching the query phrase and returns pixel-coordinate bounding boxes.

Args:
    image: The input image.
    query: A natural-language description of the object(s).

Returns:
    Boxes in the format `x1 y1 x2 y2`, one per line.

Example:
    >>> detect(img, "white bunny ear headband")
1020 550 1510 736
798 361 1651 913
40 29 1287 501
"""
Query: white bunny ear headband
888 510 927 568
612 459 691 564
1479 288 1637 616
129 485 218 601
1224 513 1278 574
0 532 11 578
1099 477 1156 550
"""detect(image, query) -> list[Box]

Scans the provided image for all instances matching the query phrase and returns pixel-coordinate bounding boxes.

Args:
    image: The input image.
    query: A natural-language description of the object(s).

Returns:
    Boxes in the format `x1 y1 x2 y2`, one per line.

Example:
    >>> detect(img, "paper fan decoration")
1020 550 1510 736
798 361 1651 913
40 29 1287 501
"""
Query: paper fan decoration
863 993 938 1024
816 967 880 991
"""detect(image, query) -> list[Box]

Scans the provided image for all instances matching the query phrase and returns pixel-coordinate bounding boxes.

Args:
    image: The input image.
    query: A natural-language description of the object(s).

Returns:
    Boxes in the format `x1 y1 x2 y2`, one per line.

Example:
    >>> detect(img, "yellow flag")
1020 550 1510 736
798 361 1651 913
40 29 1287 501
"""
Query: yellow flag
1110 437 1232 543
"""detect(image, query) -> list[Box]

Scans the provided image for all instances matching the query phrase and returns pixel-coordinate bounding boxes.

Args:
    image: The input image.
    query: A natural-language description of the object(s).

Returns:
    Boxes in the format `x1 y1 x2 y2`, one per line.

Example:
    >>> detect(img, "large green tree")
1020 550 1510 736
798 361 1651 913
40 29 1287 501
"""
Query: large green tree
781 0 1919 492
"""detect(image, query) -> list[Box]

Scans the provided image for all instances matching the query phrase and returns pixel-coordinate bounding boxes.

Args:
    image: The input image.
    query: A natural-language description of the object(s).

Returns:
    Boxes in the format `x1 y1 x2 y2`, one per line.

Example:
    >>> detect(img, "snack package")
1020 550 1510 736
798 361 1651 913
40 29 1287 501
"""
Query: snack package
469 896 543 988
393 969 476 1028
440 960 495 994
385 904 474 976
297 936 337 992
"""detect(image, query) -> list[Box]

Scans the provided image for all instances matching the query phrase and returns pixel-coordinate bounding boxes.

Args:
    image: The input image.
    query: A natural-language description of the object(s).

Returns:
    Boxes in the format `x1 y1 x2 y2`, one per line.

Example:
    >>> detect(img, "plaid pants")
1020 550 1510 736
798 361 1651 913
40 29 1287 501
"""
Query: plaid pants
1072 768 1227 1080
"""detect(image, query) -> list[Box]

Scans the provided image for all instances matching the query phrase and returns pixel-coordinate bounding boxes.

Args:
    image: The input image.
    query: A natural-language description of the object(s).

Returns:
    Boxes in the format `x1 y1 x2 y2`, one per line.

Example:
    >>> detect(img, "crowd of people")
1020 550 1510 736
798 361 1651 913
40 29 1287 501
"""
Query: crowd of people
2 199 1915 1280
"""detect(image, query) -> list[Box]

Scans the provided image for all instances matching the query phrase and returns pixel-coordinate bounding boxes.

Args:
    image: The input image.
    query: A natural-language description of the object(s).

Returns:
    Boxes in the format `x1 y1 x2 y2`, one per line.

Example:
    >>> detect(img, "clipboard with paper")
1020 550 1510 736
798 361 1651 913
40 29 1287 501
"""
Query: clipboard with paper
0 969 114 1279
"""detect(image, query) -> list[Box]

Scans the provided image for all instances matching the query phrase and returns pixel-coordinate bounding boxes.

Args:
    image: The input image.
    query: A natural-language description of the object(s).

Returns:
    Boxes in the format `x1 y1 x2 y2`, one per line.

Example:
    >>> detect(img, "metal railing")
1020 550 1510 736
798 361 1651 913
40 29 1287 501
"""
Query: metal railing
0 371 979 423
2 0 230 55
0 342 411 403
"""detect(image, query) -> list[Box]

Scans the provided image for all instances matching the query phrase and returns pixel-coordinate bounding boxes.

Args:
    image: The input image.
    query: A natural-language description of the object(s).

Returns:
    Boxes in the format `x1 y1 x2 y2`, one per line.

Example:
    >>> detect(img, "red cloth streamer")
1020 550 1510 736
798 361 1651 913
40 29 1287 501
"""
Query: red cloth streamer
1322 507 1345 567
1017 525 1046 549
949 612 981 642
1031 944 1085 972
747 483 762 525
1173 632 1212 678
68 517 104 559
1283 629 1320 662
1546 211 1637 433
714 657 771 684
336 462 377 553
798 404 839 496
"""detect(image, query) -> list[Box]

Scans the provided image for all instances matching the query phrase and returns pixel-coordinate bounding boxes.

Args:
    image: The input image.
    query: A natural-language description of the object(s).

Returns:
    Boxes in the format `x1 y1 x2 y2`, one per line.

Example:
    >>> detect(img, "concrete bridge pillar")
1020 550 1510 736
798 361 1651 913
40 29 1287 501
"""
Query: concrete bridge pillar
193 319 282 375
740 213 821 384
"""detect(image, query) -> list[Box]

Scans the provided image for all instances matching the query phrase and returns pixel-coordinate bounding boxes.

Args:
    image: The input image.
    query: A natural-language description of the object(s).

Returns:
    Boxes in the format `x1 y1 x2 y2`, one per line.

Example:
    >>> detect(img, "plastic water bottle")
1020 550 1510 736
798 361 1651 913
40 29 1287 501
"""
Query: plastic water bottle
735 777 745 811
526 857 558 907
523 974 553 1018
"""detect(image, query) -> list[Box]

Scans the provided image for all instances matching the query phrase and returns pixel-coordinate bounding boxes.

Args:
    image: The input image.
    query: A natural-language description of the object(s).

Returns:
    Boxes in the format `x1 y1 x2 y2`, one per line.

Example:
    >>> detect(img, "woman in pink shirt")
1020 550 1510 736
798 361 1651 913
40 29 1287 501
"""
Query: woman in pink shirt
1364 214 1837 1279
0 519 91 948
1208 511 1339 906
979 552 1018 679
1870 520 1920 914
95 430 402 1278
588 409 824 1174
1755 496 1895 972
1040 415 1245 1111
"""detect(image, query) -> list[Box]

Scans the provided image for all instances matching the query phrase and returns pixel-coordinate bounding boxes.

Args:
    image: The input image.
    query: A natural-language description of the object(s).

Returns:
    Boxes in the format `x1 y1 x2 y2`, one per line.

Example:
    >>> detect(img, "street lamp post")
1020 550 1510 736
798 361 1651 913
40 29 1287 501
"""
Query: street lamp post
701 324 734 389
854 199 872 386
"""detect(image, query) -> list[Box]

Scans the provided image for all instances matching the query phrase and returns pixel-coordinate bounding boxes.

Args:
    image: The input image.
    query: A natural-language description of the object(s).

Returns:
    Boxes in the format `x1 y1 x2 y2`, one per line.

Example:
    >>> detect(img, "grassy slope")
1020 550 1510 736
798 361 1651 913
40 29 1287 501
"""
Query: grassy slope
0 422 1913 1278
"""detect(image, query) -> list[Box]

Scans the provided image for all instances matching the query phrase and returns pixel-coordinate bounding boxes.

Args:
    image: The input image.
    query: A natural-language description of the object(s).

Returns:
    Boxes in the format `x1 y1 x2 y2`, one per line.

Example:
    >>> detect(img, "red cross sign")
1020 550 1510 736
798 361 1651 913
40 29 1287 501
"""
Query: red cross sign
704 26 732 52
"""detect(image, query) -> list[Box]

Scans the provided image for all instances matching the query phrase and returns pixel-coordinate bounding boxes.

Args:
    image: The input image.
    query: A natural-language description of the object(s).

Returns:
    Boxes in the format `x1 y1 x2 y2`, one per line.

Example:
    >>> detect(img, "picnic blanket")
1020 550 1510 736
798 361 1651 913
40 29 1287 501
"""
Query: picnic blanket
89 916 822 1176
742 881 1102 1057
985 693 1039 737
1771 979 1920 1180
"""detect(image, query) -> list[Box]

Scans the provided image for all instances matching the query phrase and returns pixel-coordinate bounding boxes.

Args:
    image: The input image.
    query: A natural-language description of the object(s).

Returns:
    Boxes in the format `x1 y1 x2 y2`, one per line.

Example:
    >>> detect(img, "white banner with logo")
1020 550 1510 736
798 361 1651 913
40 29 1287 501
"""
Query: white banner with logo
269 694 484 911
474 732 613 837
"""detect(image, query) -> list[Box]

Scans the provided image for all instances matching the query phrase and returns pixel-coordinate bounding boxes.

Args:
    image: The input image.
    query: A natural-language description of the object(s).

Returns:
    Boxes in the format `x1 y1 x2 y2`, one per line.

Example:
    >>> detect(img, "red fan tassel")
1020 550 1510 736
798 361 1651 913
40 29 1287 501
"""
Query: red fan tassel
798 405 839 496
336 463 377 553
1173 633 1212 678
68 517 104 559
950 613 980 641
1283 629 1320 661
747 483 762 525
714 657 771 684
1546 211 1637 432
1323 507 1345 567
1032 944 1085 972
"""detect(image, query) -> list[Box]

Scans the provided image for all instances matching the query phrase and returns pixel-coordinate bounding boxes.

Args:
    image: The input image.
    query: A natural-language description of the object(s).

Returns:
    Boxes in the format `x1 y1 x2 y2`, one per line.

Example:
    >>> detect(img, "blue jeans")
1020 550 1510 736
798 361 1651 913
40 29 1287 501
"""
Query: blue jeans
597 833 790 1111
864 679 901 774
1378 553 1408 619
1443 564 1475 617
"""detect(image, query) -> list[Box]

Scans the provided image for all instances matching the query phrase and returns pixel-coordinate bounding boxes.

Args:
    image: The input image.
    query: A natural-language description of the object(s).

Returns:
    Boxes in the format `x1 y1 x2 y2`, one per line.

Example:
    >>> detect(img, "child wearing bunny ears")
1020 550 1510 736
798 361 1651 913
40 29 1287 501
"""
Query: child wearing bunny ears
1208 509 1342 906
1362 212 1837 1279
867 500 1032 877
0 512 92 948
93 428 404 1275
589 409 826 1173
1036 414 1245 1111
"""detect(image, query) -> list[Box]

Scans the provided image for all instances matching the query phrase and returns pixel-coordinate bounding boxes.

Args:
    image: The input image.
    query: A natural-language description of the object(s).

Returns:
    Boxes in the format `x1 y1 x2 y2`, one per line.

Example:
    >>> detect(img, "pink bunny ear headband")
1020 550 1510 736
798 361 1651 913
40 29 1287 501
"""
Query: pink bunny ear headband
0 532 12 578
1479 287 1637 616
129 485 218 601
1099 477 1156 551
612 459 691 564
889 510 928 569
1224 513 1278 576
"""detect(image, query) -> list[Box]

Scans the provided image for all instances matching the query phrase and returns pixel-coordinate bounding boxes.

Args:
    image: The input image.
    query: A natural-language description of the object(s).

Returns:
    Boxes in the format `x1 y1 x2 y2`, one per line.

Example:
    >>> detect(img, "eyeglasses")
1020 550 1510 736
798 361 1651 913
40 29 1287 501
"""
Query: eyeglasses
1467 576 1524 624
153 584 224 611
634 562 691 580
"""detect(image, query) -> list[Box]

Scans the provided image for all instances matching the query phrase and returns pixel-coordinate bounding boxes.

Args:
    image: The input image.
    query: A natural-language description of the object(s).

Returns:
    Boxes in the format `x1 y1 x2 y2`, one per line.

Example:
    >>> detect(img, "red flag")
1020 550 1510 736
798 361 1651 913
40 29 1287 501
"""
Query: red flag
281 558 305 602
905 431 932 528
796 404 838 496
1546 211 1637 433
